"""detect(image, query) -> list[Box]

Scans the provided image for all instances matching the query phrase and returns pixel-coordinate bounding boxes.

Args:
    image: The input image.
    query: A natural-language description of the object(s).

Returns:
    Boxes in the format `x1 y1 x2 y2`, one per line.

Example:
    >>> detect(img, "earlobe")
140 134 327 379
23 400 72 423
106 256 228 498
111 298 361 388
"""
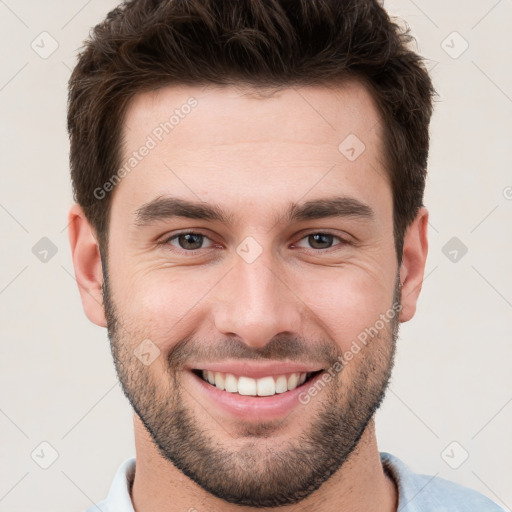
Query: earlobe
398 207 429 323
68 204 107 327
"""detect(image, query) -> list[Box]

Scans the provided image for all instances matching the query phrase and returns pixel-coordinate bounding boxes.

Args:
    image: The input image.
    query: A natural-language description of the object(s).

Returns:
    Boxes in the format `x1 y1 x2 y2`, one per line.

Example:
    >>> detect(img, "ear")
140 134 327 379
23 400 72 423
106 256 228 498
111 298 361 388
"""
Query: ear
399 207 429 323
67 204 107 327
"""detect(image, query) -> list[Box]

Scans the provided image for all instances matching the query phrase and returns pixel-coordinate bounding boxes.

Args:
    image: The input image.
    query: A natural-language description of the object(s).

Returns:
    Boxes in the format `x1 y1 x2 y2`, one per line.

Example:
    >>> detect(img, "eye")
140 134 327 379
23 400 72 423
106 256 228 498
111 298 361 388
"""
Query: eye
293 232 347 251
159 230 349 255
165 232 215 252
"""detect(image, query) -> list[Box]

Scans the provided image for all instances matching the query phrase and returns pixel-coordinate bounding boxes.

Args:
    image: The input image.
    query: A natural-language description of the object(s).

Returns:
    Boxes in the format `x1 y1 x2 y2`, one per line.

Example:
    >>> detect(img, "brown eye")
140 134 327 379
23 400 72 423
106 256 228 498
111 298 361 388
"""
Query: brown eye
307 233 335 249
294 232 345 251
166 232 214 252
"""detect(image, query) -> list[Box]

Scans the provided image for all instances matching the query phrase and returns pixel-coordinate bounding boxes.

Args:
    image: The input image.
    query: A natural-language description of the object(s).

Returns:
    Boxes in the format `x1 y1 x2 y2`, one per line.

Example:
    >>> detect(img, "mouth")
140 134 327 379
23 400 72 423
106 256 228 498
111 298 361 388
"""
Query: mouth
191 369 324 397
186 364 328 421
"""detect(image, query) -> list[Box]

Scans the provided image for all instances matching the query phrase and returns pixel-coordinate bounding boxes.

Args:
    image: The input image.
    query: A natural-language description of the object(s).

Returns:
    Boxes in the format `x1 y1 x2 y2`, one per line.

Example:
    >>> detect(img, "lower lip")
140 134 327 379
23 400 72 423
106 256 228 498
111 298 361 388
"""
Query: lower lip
186 370 325 422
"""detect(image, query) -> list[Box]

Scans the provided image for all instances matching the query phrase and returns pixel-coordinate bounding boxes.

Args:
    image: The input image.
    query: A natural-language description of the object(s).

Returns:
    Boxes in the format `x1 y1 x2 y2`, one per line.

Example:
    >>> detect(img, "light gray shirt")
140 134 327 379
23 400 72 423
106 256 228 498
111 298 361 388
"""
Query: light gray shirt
85 451 505 511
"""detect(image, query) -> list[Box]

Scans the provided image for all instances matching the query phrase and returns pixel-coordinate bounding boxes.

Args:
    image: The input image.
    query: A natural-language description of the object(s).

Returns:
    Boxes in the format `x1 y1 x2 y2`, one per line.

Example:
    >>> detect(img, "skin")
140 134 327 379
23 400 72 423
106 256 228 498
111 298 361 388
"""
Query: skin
68 80 428 512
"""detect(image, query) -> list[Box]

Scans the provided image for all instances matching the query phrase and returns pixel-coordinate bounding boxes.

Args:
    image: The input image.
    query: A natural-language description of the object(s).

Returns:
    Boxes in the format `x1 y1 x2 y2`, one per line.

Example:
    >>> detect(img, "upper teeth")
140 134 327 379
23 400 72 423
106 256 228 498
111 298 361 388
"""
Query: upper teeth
201 370 309 396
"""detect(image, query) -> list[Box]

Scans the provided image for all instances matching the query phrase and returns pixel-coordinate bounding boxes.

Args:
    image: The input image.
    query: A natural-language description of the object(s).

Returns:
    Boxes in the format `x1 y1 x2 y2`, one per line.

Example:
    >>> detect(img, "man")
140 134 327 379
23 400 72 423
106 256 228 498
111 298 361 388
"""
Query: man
67 0 504 510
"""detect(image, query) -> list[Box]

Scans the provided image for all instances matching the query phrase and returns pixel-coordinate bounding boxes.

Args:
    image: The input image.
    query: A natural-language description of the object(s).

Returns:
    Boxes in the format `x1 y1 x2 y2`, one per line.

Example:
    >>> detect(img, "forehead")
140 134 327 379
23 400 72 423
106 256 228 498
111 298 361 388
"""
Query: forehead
122 80 383 149
114 81 390 225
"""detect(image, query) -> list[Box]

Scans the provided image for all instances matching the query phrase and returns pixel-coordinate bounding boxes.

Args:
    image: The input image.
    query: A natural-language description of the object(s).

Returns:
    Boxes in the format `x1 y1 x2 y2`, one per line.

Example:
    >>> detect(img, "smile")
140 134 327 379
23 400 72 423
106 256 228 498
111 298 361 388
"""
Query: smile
192 369 323 397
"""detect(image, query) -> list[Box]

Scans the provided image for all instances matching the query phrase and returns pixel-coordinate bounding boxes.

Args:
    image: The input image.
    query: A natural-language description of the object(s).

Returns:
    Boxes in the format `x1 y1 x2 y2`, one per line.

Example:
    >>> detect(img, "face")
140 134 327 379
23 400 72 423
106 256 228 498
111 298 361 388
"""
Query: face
103 82 401 506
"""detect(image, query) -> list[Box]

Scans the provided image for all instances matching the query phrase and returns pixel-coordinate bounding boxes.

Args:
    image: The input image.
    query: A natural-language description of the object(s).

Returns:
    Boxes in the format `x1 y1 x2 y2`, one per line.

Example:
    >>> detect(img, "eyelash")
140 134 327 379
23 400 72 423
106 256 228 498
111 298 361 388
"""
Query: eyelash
158 230 351 255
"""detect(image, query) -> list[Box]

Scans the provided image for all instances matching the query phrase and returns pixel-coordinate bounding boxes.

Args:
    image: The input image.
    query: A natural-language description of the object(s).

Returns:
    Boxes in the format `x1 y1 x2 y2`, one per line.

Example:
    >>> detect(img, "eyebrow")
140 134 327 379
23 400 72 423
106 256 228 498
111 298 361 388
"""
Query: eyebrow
134 195 374 227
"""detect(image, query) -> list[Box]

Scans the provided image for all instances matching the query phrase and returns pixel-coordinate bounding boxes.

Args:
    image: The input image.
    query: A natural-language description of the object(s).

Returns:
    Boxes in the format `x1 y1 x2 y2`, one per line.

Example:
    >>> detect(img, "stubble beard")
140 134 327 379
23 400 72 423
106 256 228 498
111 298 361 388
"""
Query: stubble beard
102 266 400 507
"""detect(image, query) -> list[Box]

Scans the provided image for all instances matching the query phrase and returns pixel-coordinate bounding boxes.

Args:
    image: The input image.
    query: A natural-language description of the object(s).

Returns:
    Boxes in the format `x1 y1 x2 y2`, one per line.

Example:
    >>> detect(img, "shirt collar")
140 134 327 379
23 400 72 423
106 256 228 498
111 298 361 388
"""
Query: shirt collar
104 456 136 512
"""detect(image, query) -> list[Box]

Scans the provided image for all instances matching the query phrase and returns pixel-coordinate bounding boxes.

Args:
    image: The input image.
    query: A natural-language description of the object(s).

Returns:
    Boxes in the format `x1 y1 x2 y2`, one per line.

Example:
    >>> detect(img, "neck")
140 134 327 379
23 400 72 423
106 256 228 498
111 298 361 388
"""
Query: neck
130 415 398 512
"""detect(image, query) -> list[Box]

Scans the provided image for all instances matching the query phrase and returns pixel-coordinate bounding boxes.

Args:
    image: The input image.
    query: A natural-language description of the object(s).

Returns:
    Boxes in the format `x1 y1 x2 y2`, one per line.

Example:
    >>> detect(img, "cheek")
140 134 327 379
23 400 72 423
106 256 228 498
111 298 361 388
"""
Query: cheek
117 271 210 350
294 267 393 351
111 249 396 355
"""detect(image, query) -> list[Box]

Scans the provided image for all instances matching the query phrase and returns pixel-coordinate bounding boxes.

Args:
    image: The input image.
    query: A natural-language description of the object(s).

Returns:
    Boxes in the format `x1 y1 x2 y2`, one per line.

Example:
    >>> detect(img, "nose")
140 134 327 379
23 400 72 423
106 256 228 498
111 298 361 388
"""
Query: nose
212 249 304 349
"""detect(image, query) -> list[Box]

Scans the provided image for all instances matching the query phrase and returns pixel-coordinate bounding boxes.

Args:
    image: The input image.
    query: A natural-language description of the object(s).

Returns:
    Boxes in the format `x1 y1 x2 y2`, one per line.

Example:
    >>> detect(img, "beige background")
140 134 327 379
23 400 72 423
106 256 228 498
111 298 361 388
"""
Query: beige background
0 0 511 510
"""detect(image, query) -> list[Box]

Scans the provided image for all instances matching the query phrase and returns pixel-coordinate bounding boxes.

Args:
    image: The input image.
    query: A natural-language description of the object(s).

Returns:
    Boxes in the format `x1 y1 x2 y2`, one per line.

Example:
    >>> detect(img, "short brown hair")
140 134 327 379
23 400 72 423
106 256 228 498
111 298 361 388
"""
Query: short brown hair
67 0 435 258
